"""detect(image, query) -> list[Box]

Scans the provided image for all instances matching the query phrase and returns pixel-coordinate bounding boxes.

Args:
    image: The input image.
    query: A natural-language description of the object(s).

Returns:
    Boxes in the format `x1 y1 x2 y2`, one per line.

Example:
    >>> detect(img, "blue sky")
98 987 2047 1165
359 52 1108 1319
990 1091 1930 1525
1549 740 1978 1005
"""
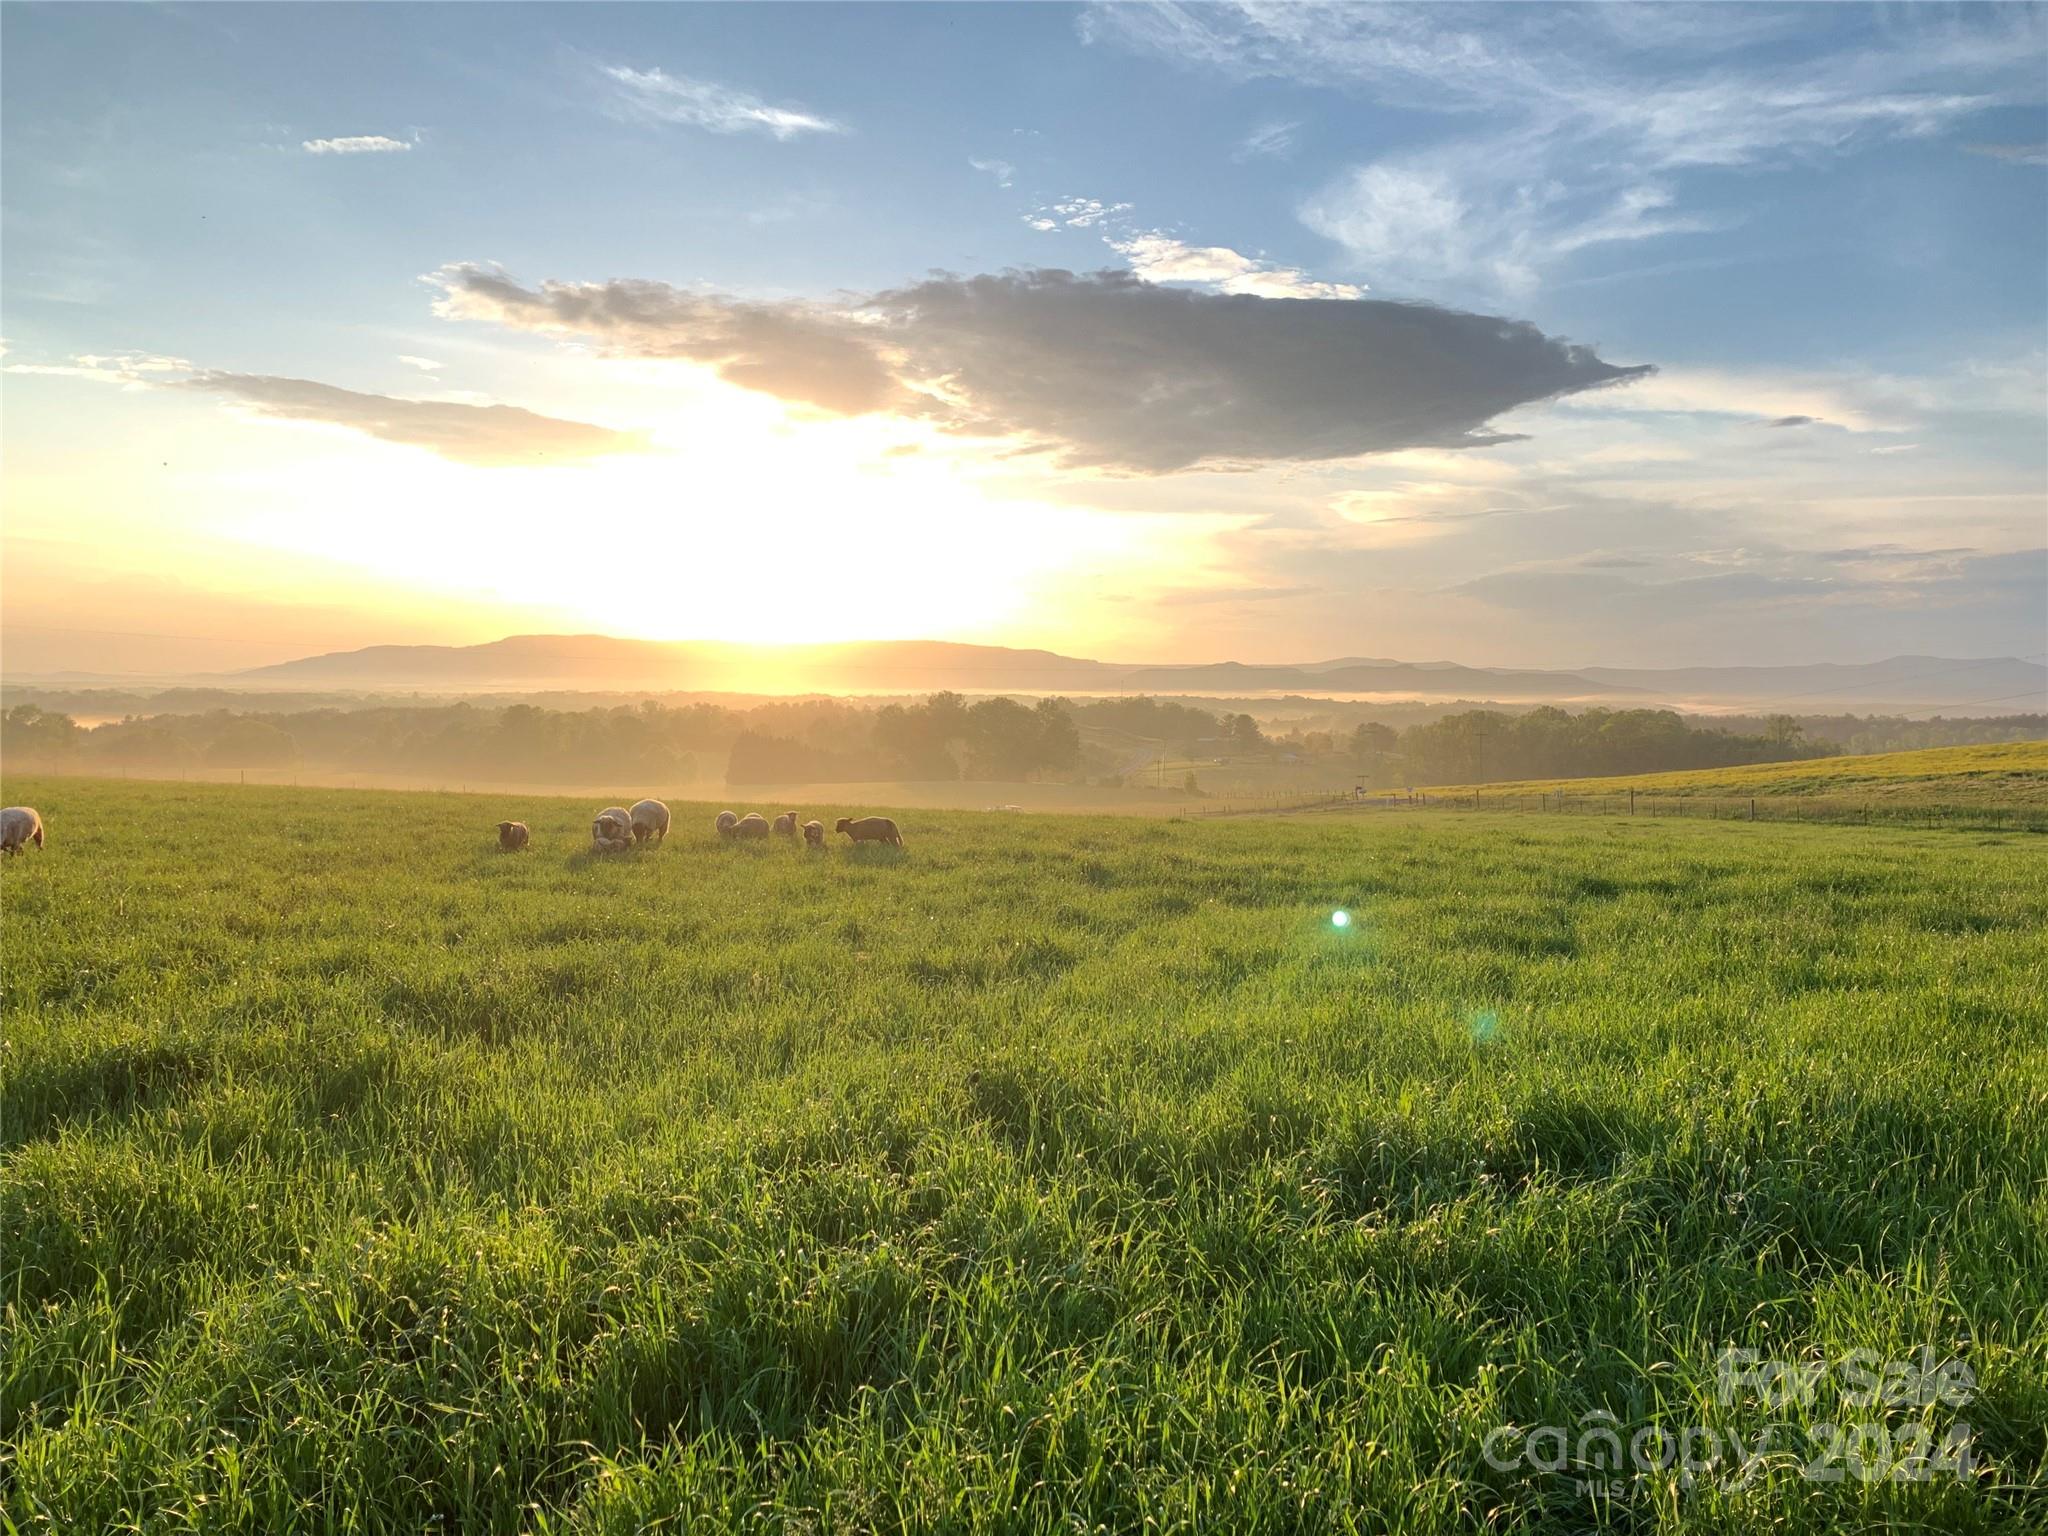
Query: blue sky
3 2 2044 675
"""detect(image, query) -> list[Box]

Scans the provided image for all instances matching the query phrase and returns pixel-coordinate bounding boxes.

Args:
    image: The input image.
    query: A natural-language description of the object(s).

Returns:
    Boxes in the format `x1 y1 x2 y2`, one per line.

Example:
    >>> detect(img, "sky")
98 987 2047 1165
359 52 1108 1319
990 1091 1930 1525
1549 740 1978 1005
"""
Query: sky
3 1 2045 677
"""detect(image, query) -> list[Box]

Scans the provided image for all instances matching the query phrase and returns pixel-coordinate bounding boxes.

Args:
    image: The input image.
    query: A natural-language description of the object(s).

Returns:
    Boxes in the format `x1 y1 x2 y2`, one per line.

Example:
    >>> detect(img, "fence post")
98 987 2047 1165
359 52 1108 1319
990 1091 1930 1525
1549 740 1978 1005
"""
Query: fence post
1629 788 1635 816
1748 797 1755 822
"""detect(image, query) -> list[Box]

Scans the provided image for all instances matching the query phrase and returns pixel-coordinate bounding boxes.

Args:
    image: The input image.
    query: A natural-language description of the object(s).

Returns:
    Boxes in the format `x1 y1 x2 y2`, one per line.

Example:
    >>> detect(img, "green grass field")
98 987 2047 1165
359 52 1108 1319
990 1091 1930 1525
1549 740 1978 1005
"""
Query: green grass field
4 775 2045 1532
1426 740 2048 805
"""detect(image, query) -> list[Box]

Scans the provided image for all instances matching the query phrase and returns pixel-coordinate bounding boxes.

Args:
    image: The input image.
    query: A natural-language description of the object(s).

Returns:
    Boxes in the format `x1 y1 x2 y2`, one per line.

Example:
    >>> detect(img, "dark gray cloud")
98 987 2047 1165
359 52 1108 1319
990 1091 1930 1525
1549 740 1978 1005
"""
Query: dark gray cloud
1766 414 1819 428
433 264 1652 473
181 373 645 465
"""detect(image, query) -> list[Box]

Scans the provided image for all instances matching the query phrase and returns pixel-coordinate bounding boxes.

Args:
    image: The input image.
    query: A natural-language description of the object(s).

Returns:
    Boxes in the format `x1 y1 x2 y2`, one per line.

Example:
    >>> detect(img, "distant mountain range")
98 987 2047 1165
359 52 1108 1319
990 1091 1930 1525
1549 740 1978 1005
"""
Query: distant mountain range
221 635 2048 714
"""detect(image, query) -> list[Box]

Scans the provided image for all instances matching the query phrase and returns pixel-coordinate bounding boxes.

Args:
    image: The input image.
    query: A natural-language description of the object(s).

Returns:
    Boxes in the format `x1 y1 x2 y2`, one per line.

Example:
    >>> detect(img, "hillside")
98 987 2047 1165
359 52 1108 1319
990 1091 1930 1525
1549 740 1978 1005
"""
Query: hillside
1427 739 2048 804
196 634 2048 713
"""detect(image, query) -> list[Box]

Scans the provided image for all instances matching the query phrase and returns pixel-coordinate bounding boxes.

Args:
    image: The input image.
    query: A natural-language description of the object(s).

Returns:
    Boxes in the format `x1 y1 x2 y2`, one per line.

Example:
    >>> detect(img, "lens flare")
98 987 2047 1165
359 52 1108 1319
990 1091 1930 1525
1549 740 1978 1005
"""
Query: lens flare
1331 909 1352 928
1469 1009 1500 1044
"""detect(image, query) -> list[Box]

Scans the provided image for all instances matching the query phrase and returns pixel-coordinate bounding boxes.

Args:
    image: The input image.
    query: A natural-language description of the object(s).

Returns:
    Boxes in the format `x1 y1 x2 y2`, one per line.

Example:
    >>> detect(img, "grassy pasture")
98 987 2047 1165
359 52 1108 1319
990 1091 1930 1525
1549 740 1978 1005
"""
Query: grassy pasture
1424 740 2048 805
2 775 2045 1533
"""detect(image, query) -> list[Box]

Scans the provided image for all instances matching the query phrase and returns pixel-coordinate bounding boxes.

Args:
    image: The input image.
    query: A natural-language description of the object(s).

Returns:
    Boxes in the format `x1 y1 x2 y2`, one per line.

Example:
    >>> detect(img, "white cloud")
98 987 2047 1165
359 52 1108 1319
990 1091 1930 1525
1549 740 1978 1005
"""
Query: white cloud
302 135 411 155
601 64 845 139
1034 197 1133 229
1111 232 1364 300
397 355 443 372
969 157 1015 187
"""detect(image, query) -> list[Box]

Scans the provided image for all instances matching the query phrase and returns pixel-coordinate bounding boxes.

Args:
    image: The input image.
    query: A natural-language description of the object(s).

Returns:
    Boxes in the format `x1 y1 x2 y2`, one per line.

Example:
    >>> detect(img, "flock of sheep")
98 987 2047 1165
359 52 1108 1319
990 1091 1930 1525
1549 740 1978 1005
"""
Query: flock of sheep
495 799 904 855
0 800 904 862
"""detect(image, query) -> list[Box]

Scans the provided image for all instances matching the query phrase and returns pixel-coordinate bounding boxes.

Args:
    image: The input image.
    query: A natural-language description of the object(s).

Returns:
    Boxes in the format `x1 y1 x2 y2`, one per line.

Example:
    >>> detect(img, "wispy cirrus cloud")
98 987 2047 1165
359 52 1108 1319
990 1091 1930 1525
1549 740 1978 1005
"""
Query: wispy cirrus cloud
1232 120 1298 161
1088 3 2045 298
430 261 1649 473
1964 141 2048 166
302 135 411 155
601 64 844 139
969 156 1015 187
3 350 192 386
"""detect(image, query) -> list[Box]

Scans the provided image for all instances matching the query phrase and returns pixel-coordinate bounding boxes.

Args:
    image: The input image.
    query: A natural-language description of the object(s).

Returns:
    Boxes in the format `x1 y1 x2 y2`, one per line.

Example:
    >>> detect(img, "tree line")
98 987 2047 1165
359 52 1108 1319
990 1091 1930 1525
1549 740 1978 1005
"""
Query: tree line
9 695 2022 791
0 694 1086 785
1383 707 1839 785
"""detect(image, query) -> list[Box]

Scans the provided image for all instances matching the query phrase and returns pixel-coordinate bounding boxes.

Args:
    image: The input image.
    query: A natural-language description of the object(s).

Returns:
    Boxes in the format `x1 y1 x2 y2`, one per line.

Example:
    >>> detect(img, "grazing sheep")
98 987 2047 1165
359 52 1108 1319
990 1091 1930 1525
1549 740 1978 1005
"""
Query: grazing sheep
496 820 530 852
772 812 798 838
835 815 903 848
1 806 44 855
733 812 771 840
593 807 632 850
715 810 739 840
630 799 671 845
802 819 825 849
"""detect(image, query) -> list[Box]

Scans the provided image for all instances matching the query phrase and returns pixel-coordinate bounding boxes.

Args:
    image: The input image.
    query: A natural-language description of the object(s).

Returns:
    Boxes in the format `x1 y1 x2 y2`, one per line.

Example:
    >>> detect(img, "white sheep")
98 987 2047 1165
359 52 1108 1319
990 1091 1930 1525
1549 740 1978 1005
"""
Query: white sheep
715 810 740 840
1 807 44 855
630 799 671 845
593 806 632 850
772 812 798 838
732 812 771 840
802 819 825 849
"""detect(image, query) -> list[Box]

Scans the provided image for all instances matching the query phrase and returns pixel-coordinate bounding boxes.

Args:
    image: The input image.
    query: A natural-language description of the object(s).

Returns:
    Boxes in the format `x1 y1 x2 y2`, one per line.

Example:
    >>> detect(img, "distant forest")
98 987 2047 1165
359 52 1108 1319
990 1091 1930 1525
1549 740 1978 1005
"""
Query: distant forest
7 692 2037 789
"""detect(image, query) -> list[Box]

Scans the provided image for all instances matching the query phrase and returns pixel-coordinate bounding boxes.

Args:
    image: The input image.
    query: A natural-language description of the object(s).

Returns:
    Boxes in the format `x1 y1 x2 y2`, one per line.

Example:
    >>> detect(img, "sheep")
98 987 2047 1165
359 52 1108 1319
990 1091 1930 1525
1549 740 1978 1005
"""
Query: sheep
630 799 671 845
772 812 798 838
715 810 739 840
593 807 632 850
802 819 825 849
1 806 44 856
733 812 771 840
835 815 903 848
496 820 530 852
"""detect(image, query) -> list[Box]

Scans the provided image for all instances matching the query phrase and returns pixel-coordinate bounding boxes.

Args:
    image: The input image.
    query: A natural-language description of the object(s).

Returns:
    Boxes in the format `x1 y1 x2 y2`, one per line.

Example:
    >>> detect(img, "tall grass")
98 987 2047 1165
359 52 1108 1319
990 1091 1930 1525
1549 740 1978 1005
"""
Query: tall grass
3 777 2044 1532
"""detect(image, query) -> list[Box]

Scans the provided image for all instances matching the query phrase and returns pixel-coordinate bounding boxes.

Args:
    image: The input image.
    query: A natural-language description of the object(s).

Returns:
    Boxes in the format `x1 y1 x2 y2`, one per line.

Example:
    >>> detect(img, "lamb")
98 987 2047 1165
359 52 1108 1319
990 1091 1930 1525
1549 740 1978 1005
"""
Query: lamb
715 810 739 840
592 807 633 851
630 799 671 845
496 820 530 852
1 807 44 855
802 819 825 849
772 812 798 838
733 812 772 840
835 815 903 848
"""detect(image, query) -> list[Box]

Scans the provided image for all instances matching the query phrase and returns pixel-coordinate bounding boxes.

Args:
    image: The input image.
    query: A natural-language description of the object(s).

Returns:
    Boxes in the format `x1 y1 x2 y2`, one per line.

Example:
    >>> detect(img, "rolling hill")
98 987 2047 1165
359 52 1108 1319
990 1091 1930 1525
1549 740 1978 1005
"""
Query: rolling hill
223 634 2047 713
